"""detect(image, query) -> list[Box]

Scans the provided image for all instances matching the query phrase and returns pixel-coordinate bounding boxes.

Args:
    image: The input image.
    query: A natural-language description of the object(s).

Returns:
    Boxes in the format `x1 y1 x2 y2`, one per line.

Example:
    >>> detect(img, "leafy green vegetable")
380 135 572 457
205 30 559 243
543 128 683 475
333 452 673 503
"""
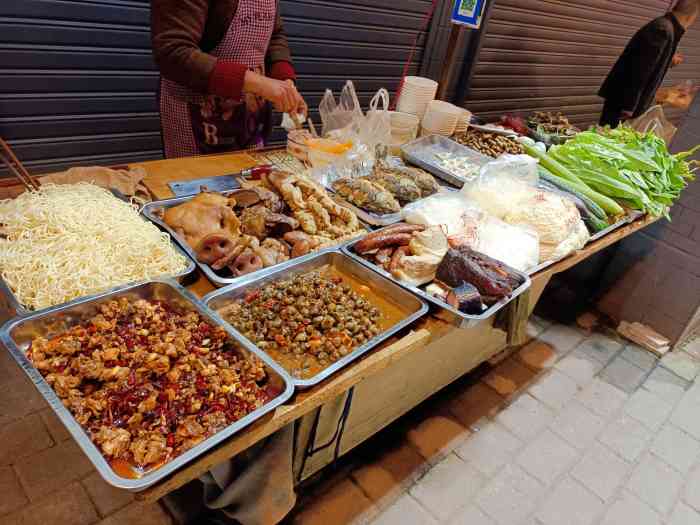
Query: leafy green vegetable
548 126 698 218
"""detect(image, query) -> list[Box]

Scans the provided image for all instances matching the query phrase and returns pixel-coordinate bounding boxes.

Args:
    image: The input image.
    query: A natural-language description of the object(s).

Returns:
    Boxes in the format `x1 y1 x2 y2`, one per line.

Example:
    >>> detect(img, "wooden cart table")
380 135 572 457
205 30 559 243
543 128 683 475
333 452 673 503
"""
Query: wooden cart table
124 153 656 501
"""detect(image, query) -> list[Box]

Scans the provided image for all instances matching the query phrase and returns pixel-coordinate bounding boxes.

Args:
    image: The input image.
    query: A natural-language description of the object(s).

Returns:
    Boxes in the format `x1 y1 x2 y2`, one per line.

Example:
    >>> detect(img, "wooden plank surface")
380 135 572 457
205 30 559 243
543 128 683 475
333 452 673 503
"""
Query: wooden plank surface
132 152 258 200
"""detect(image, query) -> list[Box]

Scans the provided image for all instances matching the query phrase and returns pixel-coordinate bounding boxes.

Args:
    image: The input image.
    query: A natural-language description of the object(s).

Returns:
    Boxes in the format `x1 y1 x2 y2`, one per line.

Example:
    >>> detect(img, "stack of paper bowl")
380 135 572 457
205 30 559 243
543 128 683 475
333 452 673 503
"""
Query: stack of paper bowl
396 76 439 119
454 109 472 135
420 100 462 136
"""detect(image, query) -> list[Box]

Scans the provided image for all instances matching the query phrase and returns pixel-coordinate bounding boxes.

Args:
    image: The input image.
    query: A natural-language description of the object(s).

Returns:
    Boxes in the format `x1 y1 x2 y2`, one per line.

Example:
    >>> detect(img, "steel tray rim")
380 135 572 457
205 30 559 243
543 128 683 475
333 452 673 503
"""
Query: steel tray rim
141 194 370 288
341 232 531 329
401 135 492 188
202 250 429 389
0 236 196 320
0 278 295 491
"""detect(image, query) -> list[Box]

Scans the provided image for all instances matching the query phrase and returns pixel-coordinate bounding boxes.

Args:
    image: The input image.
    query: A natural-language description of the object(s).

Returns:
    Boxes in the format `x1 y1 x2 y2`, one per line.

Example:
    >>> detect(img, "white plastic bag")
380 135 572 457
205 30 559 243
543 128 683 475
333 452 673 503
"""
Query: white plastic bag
319 80 363 137
362 88 391 151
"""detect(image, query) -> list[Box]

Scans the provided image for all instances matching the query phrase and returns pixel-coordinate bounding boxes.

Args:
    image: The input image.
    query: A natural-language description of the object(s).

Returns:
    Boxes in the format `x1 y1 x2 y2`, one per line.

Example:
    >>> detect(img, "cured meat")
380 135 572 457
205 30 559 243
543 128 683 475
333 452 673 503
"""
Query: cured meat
436 246 521 302
354 232 412 254
446 283 483 314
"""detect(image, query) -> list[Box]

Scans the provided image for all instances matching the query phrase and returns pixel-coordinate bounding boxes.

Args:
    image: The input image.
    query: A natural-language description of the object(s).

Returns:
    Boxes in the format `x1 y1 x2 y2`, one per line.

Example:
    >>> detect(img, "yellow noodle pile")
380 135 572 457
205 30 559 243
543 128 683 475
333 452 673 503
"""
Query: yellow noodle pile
0 183 189 310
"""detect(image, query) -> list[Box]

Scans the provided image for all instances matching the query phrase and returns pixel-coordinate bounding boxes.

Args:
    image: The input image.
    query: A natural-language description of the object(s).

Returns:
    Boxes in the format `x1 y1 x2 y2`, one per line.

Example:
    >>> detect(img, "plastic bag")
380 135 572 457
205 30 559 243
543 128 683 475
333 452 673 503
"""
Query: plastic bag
319 81 363 137
402 192 482 237
361 89 391 151
474 215 540 272
461 154 539 219
629 105 677 146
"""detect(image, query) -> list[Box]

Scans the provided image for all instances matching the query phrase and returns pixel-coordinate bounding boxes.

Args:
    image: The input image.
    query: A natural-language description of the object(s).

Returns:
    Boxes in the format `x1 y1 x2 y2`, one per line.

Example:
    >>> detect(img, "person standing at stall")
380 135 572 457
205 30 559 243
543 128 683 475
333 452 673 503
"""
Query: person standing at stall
151 0 306 158
598 0 698 128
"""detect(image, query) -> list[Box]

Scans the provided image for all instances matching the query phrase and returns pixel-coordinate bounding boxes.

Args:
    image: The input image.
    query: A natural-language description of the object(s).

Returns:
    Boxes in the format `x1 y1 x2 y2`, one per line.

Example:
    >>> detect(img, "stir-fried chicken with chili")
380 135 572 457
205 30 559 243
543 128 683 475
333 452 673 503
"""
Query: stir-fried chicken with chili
26 297 272 472
221 269 383 378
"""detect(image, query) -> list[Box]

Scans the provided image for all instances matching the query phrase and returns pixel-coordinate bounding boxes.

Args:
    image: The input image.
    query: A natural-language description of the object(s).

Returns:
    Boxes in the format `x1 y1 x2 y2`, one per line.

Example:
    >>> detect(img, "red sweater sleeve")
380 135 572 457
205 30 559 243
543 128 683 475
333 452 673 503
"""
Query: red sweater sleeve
269 61 296 82
208 60 249 100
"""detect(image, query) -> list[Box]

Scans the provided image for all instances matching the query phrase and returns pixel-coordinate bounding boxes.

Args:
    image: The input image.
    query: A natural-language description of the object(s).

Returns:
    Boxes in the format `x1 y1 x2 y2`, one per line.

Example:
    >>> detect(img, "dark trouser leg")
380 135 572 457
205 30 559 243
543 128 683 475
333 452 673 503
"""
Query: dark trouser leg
599 99 623 128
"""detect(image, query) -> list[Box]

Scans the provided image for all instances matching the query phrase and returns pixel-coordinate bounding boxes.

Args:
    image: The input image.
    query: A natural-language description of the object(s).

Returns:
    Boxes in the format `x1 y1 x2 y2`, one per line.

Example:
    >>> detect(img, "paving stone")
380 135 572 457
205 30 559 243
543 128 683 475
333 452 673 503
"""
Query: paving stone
576 333 623 365
0 376 48 421
409 453 485 522
599 493 661 525
668 501 700 525
352 438 429 506
576 378 628 420
571 442 631 501
620 345 658 371
293 477 376 525
4 482 97 525
684 337 700 360
516 430 579 485
598 415 653 462
624 388 673 431
454 422 522 477
0 413 53 465
627 454 684 514
670 395 700 440
643 367 690 405
683 462 700 512
0 466 27 516
81 470 134 517
650 425 700 474
529 369 579 410
550 400 606 450
448 505 496 525
661 351 700 381
372 493 437 525
97 501 173 525
490 463 543 500
518 341 558 370
483 358 539 397
537 324 586 356
495 393 555 442
406 413 469 464
554 348 604 387
446 382 505 429
39 408 71 443
536 477 603 525
14 439 94 501
475 474 537 525
599 356 648 393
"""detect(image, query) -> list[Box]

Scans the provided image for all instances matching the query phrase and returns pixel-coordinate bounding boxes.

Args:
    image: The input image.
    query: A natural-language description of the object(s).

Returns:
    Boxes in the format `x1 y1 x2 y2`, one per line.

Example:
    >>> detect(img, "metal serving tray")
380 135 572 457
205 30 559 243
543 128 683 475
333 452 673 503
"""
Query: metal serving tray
401 135 492 188
0 236 195 324
202 250 428 389
0 279 294 492
142 193 369 288
342 234 531 329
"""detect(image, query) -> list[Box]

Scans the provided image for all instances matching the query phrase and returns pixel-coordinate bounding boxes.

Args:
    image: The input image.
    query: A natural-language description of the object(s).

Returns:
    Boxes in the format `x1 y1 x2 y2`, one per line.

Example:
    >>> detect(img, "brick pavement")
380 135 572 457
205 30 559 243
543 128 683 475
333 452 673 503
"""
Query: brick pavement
290 319 700 525
3 318 700 525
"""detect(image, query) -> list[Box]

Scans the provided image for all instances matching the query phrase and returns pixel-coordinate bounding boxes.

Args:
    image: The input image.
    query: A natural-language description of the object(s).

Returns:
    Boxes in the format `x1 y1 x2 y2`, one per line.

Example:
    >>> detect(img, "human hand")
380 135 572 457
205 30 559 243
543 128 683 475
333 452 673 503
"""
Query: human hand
244 72 304 114
286 80 308 117
672 53 684 67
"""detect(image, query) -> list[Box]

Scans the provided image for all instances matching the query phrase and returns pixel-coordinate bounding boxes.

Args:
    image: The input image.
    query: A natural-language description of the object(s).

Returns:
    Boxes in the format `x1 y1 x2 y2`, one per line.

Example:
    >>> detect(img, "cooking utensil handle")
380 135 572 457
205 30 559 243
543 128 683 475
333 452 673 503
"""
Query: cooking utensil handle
241 164 273 180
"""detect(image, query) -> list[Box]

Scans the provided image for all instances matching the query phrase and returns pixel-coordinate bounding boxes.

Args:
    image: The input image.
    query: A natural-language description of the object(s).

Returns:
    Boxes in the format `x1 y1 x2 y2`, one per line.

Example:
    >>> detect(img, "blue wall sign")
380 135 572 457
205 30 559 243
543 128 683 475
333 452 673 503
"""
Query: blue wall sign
451 0 487 28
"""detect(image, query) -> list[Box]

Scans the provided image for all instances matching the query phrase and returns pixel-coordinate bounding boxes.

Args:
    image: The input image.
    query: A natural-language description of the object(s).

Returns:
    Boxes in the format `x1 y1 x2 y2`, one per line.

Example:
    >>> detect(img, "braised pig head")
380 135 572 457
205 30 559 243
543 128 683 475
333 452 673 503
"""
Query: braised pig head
162 192 241 267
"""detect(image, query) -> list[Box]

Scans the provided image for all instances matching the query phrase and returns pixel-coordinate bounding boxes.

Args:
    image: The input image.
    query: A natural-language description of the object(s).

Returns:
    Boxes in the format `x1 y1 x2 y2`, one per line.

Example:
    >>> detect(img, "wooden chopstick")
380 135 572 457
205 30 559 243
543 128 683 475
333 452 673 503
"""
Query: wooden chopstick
0 138 40 191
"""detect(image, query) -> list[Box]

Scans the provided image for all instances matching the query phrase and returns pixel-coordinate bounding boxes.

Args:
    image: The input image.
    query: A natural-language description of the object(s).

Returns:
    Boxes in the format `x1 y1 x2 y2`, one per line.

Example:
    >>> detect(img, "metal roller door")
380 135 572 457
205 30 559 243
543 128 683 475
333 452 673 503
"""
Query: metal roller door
0 0 436 177
463 0 700 128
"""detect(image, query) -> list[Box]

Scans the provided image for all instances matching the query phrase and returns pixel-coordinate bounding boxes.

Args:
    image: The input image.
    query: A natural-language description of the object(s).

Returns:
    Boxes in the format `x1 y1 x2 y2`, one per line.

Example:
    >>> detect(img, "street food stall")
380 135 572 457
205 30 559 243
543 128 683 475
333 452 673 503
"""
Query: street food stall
0 84 690 517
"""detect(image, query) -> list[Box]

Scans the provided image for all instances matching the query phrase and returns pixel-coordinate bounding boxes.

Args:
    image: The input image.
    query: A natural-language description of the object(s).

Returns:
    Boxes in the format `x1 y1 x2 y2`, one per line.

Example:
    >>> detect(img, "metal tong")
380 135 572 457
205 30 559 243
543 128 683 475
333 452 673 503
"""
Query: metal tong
0 138 40 191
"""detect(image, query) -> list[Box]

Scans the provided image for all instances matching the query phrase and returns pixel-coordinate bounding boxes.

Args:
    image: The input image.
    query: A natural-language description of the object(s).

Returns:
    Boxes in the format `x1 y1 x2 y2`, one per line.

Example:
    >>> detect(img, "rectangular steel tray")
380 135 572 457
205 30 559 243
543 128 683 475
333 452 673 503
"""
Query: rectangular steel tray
342 233 531 329
0 234 195 325
401 135 492 188
141 193 369 288
0 279 294 492
202 250 428 388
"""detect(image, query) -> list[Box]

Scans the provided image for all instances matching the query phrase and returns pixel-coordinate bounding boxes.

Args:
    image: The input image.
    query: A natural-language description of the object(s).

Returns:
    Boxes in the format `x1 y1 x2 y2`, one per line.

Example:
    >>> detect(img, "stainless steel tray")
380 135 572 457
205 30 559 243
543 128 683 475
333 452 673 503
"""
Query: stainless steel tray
342 234 531 329
0 235 195 324
202 250 428 388
0 279 294 492
401 135 492 188
141 193 369 288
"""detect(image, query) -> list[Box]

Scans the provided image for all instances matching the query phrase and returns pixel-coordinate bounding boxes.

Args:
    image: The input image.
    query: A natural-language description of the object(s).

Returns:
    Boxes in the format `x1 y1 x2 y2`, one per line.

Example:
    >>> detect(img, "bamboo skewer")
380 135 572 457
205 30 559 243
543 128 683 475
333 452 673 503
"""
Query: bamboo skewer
0 138 40 191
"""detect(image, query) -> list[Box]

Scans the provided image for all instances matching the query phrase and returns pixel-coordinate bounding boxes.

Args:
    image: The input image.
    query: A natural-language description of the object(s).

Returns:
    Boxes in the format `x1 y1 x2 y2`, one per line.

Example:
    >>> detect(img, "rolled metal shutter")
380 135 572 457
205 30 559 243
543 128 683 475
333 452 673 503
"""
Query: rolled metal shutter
0 0 435 177
463 0 700 128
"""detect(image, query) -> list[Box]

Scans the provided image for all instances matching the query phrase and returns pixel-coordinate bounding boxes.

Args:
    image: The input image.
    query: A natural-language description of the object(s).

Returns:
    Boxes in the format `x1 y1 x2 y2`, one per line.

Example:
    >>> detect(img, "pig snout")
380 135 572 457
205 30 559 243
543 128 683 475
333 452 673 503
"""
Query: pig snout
195 234 236 265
